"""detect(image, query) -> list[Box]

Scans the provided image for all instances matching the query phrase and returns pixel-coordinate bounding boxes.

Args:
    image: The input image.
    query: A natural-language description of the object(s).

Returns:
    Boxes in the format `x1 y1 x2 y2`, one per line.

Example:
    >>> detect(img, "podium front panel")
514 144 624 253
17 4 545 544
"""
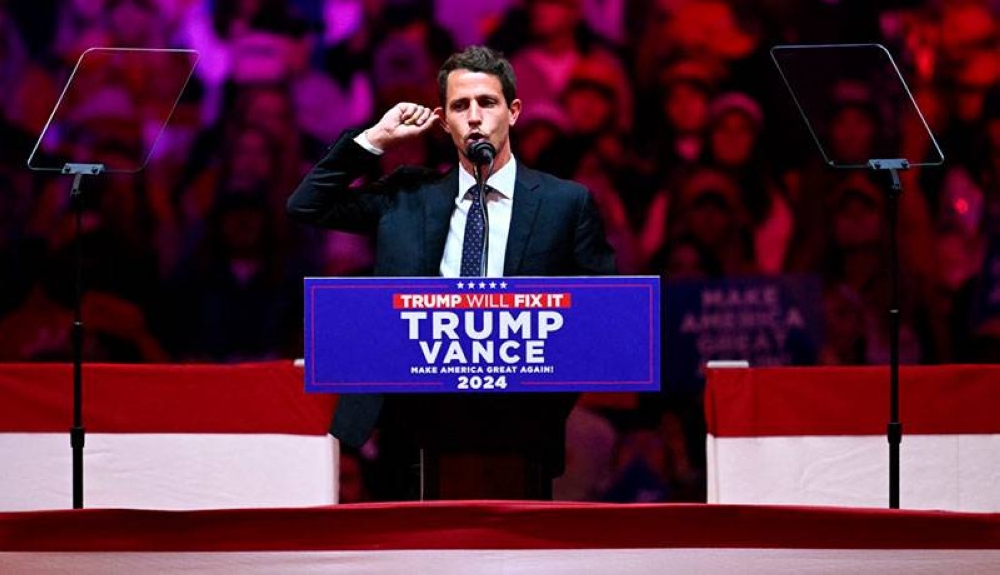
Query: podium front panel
304 276 660 394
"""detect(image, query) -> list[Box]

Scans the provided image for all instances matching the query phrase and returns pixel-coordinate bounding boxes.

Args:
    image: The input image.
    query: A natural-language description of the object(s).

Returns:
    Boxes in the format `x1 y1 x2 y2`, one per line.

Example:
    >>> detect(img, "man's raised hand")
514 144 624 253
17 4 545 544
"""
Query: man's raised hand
365 103 442 150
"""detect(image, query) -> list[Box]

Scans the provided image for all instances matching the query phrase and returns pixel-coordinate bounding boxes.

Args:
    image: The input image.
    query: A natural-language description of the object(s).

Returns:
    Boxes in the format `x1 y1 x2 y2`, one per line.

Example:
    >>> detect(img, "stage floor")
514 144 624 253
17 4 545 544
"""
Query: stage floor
2 501 998 574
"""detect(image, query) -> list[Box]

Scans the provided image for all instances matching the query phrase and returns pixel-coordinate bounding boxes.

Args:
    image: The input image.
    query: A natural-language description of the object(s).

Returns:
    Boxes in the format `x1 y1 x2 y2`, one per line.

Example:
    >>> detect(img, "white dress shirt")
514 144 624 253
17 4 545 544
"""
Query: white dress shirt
354 131 515 278
439 158 515 278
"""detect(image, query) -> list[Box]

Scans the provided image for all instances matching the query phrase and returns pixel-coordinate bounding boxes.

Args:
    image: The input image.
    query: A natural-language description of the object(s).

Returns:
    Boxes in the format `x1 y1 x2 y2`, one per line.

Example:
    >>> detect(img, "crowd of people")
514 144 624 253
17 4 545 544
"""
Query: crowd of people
3 0 1000 503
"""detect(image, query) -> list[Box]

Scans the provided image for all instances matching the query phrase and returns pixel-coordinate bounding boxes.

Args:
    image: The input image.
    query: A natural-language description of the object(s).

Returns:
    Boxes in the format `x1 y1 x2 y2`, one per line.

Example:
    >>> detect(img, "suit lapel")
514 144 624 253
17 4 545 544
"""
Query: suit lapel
423 169 458 275
504 166 542 276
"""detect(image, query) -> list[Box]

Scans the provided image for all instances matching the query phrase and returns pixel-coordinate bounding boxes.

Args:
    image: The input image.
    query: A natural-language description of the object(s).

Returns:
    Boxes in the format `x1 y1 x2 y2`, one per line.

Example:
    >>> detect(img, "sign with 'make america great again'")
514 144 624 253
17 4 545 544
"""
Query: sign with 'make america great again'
304 276 660 394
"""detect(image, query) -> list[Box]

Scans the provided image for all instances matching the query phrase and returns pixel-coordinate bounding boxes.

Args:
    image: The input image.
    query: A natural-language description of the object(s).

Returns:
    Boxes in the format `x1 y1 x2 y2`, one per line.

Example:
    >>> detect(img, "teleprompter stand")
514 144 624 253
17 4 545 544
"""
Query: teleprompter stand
772 44 944 509
27 48 198 508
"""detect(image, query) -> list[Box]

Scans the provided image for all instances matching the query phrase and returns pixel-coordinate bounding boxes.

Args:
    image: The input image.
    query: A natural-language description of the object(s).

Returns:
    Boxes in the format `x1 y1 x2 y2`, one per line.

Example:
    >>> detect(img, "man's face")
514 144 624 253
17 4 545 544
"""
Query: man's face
441 69 521 167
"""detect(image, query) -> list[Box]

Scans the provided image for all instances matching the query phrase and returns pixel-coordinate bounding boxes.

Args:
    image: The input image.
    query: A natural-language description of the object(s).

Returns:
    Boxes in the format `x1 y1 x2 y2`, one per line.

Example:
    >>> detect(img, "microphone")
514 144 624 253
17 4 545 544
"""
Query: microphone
466 140 496 166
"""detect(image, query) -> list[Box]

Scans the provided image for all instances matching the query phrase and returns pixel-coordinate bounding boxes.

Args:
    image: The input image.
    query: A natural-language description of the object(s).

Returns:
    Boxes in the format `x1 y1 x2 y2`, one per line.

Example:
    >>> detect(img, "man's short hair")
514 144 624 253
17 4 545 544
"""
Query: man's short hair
437 46 517 107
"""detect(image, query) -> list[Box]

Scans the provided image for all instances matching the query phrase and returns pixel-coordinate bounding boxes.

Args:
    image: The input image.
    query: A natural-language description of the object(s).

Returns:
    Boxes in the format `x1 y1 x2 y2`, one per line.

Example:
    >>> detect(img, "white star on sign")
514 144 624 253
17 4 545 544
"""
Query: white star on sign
499 281 508 289
457 282 464 289
478 282 486 289
489 282 497 288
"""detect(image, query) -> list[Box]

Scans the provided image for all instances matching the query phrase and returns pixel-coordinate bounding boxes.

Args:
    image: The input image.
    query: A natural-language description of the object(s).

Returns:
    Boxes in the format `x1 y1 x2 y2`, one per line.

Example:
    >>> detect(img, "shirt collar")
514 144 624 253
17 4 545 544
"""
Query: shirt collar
458 155 517 199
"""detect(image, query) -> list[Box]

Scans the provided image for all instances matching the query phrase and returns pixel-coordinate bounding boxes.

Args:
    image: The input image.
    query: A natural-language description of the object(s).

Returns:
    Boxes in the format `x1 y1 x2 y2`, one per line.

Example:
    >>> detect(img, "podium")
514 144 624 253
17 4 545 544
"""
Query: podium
384 391 576 499
304 276 661 499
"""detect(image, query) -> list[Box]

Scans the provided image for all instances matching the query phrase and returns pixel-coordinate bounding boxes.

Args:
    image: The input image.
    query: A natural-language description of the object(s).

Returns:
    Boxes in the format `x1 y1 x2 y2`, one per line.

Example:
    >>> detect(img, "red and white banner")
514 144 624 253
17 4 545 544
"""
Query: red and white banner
1 502 998 574
705 365 1000 510
0 362 338 510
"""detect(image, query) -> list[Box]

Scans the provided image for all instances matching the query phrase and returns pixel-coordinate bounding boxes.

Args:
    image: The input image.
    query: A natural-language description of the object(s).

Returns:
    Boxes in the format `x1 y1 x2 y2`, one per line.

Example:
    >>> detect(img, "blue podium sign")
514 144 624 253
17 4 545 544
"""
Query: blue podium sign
663 274 824 391
305 276 660 393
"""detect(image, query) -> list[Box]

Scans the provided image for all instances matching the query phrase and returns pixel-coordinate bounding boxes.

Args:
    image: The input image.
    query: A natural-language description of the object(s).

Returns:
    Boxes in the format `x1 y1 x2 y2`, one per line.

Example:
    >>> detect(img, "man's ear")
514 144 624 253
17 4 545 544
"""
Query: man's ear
508 99 522 126
434 107 448 132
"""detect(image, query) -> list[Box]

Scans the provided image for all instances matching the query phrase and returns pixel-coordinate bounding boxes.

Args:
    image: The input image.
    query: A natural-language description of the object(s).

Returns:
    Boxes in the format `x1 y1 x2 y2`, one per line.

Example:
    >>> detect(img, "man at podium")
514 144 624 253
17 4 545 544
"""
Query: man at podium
287 45 616 500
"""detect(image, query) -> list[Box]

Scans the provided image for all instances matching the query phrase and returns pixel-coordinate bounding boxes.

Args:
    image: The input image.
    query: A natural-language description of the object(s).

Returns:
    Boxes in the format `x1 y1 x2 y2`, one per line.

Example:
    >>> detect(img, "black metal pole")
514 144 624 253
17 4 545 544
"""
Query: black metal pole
70 172 86 509
474 161 493 277
885 166 903 510
868 159 906 510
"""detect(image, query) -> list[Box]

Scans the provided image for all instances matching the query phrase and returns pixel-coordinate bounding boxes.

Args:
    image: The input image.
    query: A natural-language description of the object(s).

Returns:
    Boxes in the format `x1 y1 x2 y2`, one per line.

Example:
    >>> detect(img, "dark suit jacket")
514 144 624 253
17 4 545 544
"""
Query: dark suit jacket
287 131 616 474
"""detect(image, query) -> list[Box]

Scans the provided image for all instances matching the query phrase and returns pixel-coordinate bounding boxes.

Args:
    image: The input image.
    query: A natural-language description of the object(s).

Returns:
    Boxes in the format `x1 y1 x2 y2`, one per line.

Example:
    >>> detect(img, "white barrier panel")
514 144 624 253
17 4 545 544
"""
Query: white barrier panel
705 365 1000 510
0 362 338 510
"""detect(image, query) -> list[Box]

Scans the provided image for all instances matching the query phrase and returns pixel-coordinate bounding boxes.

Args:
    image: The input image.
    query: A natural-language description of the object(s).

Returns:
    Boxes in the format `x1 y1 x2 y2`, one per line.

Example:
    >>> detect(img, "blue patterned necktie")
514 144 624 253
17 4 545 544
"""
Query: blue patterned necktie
460 184 490 276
